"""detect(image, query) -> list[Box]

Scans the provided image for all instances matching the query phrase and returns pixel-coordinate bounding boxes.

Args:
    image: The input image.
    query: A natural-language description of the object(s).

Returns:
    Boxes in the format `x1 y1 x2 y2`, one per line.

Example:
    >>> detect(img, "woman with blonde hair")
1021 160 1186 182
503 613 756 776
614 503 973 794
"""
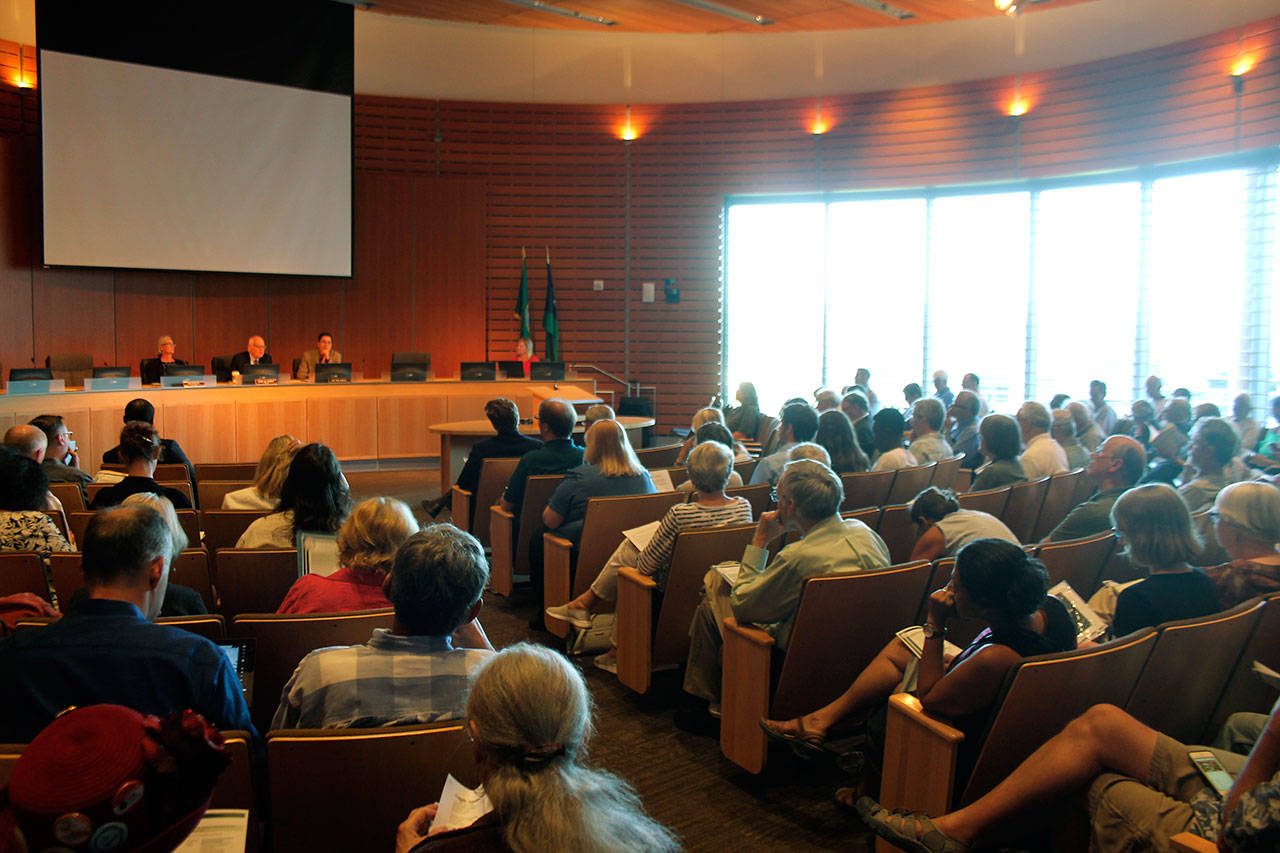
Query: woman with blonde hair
222 435 301 510
396 643 679 853
1206 480 1280 607
276 496 419 613
542 420 656 547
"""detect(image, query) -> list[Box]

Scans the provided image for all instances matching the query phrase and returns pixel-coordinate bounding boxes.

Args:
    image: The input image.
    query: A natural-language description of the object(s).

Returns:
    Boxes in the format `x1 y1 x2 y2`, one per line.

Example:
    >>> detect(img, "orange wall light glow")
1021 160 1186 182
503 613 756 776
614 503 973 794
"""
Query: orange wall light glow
1232 54 1257 77
1008 98 1030 117
617 106 641 141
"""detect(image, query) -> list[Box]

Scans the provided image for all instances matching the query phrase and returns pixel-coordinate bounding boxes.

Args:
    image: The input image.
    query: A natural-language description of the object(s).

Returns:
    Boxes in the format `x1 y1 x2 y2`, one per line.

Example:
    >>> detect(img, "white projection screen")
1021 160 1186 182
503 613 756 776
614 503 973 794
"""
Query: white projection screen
37 3 352 277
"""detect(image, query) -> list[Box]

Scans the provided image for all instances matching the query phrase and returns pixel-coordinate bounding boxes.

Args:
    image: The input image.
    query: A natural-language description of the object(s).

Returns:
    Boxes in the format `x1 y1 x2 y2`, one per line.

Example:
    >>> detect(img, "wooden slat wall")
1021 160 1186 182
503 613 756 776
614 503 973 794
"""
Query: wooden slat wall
2 18 1280 431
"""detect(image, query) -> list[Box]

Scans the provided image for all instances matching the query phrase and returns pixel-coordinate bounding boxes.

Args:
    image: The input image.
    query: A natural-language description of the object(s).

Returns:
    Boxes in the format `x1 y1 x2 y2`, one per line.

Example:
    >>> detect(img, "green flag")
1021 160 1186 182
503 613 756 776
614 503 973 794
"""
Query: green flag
543 247 560 361
514 248 531 341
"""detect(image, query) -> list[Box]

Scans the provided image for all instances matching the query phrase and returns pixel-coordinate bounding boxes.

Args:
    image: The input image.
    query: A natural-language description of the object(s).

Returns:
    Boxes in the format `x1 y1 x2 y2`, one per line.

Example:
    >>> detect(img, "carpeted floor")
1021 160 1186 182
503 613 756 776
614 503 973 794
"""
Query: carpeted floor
346 466 875 852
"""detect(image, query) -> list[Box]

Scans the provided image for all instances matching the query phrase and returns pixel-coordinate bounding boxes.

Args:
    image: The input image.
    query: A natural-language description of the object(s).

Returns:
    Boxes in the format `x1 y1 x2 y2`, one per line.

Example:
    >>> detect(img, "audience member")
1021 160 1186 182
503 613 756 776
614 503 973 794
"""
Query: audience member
91 422 192 510
277 497 419 614
677 423 745 492
1163 397 1194 435
932 370 954 408
1141 422 1190 486
788 442 832 466
842 390 876 458
947 391 982 469
960 373 988 417
1089 379 1117 435
1068 400 1104 452
120 492 206 617
1179 417 1241 512
908 398 954 464
1016 402 1069 480
1206 481 1280 608
1045 435 1145 542
1247 395 1280 469
683 460 890 714
28 414 90 484
814 387 841 412
908 487 1019 562
3 424 45 463
762 539 1073 772
542 419 656 548
102 398 194 484
236 442 350 548
583 403 616 430
856 700 1280 853
0 505 254 741
815 409 870 474
425 398 543 519
1146 374 1167 416
749 402 819 486
676 406 728 464
903 383 923 408
853 368 880 413
0 450 72 558
222 434 301 511
1049 392 1071 411
871 408 919 472
1195 402 1223 422
1130 398 1157 448
1050 409 1090 471
970 415 1029 491
1109 483 1219 636
140 334 187 385
229 334 272 372
724 381 762 439
296 331 343 381
499 398 584 515
395 643 679 853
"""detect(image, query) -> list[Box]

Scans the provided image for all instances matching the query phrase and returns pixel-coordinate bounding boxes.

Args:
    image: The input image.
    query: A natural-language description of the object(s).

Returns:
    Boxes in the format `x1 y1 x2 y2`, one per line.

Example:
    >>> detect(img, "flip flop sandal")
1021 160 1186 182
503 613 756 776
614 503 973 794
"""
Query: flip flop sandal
759 717 826 759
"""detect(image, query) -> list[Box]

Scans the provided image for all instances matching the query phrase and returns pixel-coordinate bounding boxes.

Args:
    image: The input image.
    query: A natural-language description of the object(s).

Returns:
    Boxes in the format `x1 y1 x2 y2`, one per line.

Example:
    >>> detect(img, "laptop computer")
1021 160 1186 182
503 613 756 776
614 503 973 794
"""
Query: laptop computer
216 637 256 705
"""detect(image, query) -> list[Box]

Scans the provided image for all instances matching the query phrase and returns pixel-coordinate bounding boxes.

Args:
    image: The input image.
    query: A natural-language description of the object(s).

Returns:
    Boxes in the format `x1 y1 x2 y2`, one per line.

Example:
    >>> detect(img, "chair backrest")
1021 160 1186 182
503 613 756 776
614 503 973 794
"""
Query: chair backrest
840 469 895 511
770 561 934 720
724 483 771 519
956 486 1010 516
176 509 200 545
1031 469 1084 542
930 455 964 490
635 443 682 469
196 462 258 481
48 482 86 512
1000 476 1051 543
209 730 255 811
210 355 235 383
155 614 226 642
1073 470 1098 508
88 480 194 507
960 628 1159 805
734 458 758 483
214 549 299 617
171 548 217 611
233 609 395 732
201 510 271 554
886 462 937 505
652 524 758 667
40 510 70 542
153 464 192 483
67 511 95 548
514 475 565 576
267 722 479 853
1033 532 1116 599
46 353 93 386
952 468 972 494
570 491 687 598
1206 593 1280 740
469 457 521 545
755 415 780 448
197 480 255 511
876 504 917 564
0 552 50 601
843 506 881 529
391 350 431 367
47 552 83 606
1125 599 1265 744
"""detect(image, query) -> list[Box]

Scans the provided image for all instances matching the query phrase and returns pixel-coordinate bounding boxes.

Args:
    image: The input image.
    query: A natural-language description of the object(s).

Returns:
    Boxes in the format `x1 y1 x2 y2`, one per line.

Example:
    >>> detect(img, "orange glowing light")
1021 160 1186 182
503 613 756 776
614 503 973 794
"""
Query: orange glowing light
810 118 828 135
618 105 640 141
1008 99 1029 117
1232 55 1256 77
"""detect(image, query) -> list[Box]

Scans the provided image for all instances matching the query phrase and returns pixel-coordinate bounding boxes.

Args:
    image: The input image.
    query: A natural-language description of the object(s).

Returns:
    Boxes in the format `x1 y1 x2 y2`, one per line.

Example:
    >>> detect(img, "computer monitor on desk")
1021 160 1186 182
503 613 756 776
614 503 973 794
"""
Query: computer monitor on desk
460 362 496 381
495 360 525 379
10 368 52 381
240 364 280 384
93 366 131 378
390 362 429 382
315 362 352 383
530 362 565 380
8 368 60 395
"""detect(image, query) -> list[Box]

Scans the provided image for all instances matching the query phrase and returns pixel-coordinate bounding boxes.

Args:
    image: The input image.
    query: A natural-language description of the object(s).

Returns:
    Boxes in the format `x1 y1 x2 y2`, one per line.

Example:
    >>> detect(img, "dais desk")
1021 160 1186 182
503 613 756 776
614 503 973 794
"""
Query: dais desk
0 379 599 467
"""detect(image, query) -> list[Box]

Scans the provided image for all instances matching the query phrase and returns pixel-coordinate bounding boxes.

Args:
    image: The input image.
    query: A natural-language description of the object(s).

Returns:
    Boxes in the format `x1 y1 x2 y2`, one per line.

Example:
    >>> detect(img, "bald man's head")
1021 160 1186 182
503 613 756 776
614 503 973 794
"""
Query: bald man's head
538 398 577 440
1090 435 1146 487
3 425 47 462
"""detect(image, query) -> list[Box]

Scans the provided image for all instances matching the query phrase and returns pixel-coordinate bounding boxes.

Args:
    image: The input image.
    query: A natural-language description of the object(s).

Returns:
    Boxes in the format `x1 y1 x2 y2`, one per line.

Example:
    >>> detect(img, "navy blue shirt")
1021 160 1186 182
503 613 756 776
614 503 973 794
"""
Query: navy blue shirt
546 464 657 543
0 598 256 741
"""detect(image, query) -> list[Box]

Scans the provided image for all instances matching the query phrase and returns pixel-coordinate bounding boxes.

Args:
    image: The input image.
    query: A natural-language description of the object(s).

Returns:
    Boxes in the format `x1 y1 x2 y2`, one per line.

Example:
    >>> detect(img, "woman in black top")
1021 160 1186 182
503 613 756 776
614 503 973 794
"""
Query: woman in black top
90 422 191 510
1109 483 1220 637
723 381 761 439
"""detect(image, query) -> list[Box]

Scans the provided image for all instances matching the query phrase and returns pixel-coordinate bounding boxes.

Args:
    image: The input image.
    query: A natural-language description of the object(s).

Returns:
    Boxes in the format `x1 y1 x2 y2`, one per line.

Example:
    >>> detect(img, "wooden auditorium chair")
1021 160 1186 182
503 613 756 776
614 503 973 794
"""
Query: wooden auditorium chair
875 504 918 564
999 476 1051 543
213 549 298 617
635 443 683 469
733 457 758 483
195 462 258 481
541 491 686 637
722 482 772 519
47 481 86 512
200 510 271 554
930 455 964 490
720 560 934 773
0 553 50 601
196 480 255 511
885 462 937 505
956 485 1010 516
489 473 565 596
616 523 757 694
1030 469 1084 541
450 456 519 543
840 469 895 511
1206 592 1280 741
49 548 216 612
1031 531 1116 599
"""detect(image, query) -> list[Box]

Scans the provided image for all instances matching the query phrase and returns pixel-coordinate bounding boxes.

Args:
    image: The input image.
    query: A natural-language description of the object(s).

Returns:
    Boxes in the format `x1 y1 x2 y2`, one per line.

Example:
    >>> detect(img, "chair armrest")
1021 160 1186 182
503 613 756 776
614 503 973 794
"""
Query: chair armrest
489 506 516 597
1169 833 1216 853
720 617 777 774
878 693 965 824
616 566 658 694
542 533 575 638
451 486 473 533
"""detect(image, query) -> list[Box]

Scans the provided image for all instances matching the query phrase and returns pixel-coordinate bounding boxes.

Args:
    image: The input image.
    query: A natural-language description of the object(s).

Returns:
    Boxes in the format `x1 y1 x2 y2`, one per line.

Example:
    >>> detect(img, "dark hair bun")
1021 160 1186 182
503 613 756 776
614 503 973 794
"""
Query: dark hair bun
955 538 1048 619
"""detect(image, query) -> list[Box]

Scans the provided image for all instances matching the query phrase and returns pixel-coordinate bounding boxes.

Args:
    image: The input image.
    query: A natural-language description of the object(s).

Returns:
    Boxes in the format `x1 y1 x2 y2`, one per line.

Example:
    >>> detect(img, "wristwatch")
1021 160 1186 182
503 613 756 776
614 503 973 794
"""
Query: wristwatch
921 622 946 640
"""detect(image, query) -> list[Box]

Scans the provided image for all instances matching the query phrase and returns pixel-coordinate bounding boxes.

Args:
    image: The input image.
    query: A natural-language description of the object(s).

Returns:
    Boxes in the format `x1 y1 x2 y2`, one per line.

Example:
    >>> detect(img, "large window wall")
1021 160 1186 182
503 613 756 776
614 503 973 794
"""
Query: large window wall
724 154 1277 416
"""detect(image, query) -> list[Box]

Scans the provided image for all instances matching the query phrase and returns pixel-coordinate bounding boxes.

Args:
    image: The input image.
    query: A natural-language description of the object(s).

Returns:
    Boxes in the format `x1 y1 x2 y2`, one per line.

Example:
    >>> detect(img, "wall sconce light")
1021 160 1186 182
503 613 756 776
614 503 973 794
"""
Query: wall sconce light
811 97 828 135
1231 56 1253 95
619 104 638 142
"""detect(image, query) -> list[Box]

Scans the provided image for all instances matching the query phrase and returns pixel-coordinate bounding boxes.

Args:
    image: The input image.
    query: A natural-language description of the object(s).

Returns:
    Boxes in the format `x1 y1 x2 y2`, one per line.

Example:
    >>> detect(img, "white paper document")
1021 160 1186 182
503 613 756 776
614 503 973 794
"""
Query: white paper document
713 560 742 586
429 774 494 836
174 809 249 852
649 468 675 492
623 520 662 551
1049 580 1109 644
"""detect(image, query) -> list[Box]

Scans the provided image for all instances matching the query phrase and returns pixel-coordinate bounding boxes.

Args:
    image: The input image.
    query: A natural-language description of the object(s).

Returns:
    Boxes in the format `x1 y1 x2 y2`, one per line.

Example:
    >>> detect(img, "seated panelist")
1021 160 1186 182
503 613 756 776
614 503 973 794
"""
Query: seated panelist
140 334 187 385
297 331 343 381
229 334 272 372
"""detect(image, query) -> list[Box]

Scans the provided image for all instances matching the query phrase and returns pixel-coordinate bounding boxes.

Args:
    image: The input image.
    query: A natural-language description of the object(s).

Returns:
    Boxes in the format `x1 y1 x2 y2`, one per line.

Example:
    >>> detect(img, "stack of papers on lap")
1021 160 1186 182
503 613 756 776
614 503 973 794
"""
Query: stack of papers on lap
623 520 662 551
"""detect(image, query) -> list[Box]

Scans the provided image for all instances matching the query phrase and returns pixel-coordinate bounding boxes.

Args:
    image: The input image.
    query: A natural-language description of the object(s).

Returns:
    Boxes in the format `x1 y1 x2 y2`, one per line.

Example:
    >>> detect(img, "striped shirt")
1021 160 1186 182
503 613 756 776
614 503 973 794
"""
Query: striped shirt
271 629 492 730
637 498 754 587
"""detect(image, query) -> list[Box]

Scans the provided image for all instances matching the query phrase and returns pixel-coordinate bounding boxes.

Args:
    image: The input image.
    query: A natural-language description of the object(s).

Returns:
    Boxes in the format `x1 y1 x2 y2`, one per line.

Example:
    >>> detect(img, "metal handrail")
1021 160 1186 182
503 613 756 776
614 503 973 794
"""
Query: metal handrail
567 363 631 392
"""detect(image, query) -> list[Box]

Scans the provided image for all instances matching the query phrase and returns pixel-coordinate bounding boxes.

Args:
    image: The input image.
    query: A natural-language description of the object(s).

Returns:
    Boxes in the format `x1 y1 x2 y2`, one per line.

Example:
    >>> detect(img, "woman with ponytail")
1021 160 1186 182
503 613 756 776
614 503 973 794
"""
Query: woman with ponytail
396 643 680 853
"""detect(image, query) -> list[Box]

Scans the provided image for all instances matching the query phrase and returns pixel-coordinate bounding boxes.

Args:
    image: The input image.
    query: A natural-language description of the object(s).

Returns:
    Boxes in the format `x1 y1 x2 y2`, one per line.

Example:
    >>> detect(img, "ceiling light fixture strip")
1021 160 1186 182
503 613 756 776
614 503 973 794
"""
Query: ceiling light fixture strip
496 0 618 26
665 0 774 26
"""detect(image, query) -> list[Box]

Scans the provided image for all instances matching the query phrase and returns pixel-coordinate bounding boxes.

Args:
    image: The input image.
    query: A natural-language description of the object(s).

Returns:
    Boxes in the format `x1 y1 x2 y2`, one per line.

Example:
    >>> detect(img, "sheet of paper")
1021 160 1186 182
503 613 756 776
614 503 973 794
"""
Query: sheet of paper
174 809 249 852
894 625 963 660
623 520 662 551
649 468 675 492
1253 660 1280 690
429 774 494 836
714 560 742 586
1048 580 1109 644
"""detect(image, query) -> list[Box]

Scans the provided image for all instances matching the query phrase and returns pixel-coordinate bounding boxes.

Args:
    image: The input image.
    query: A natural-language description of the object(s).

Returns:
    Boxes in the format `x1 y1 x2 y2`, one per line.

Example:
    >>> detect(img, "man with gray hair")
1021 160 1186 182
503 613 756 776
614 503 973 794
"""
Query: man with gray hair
0 505 254 741
682 460 891 716
1045 435 1147 542
273 524 494 729
1017 401 1069 480
932 370 954 409
1068 400 1104 452
1051 409 1090 471
908 398 953 464
946 391 982 468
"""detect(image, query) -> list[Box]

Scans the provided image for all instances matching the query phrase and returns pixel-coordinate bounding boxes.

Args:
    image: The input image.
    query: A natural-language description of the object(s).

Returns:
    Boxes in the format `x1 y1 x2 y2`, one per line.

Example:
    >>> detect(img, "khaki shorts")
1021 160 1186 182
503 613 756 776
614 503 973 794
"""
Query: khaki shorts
1087 733 1246 852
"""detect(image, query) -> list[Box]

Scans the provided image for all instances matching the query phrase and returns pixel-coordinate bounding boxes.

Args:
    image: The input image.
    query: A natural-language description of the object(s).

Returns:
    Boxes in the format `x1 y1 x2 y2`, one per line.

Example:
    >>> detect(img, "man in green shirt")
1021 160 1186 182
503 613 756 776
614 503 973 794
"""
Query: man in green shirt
1045 435 1145 543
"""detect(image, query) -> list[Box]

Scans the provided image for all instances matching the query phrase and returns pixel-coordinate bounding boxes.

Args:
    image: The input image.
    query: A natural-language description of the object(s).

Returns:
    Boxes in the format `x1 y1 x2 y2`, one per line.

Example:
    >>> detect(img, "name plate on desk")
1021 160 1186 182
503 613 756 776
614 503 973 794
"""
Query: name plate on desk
85 376 141 392
161 374 216 388
6 379 65 395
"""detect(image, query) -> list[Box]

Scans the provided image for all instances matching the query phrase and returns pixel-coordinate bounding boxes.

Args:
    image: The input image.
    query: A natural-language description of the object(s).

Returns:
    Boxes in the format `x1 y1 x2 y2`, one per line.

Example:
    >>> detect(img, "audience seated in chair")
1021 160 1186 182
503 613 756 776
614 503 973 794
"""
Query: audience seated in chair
277 497 418 614
28 414 91 485
675 406 727 465
101 398 195 484
425 397 544 519
91 421 193 510
816 409 870 474
843 390 876 459
683 459 891 715
761 539 1074 776
856 700 1280 853
498 398 583 517
1068 400 1105 453
723 381 762 440
3 425 69 521
221 434 300 511
236 443 350 549
871 408 919 473
908 399 954 465
272 524 493 729
946 391 982 469
0 505 254 741
750 402 820 486
395 643 678 853
1090 379 1118 436
0 449 72 560
1051 408 1090 471
1179 417 1242 513
121 492 207 617
1044 435 1145 543
970 415 1028 491
1017 402 1069 480
1205 482 1280 608
676 423 745 492
908 486 1018 563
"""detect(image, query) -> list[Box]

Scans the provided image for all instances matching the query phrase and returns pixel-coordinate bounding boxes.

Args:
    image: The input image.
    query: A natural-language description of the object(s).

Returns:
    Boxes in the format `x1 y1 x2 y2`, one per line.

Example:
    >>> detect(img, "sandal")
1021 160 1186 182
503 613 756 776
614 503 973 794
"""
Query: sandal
852 796 970 853
759 717 826 759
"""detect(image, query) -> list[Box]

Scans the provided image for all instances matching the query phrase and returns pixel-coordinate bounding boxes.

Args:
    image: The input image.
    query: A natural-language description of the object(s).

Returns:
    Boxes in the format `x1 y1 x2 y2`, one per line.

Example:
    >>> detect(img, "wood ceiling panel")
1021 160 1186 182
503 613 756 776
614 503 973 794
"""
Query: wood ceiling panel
367 0 1098 34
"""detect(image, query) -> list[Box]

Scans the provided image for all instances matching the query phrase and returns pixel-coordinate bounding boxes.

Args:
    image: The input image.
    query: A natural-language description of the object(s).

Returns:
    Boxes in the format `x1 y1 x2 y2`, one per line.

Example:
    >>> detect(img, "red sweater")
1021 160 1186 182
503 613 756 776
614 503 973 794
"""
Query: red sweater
276 567 391 614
